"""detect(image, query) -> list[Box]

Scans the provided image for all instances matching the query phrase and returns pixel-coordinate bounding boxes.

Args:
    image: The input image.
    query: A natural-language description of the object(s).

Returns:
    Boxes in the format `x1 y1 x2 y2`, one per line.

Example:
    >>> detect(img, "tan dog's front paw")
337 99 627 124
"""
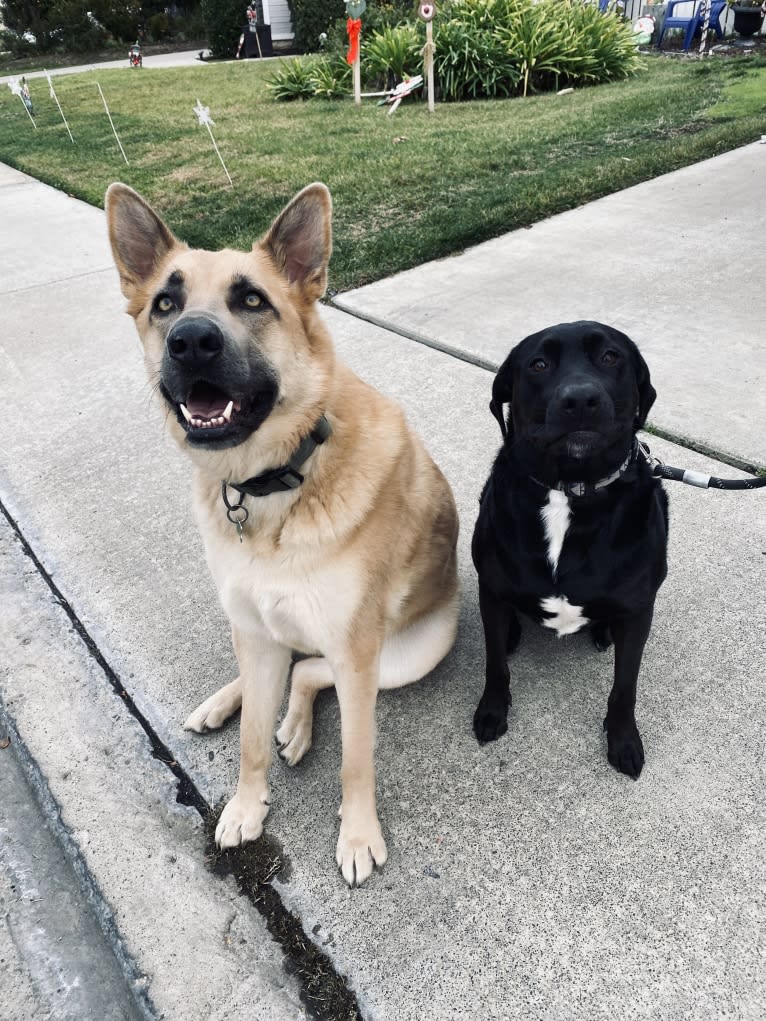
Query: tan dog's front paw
215 791 269 848
336 815 388 887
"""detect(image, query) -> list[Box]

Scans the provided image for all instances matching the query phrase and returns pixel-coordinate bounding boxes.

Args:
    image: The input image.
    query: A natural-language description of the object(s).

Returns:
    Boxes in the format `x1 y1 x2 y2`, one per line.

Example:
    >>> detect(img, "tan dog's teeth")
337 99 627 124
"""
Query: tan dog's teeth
222 400 233 422
180 403 192 423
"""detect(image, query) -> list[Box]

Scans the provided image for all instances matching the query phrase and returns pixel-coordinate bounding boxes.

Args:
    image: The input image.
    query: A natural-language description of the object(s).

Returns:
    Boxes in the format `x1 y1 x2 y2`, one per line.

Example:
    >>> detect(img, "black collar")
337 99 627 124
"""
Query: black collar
529 439 637 498
222 414 331 503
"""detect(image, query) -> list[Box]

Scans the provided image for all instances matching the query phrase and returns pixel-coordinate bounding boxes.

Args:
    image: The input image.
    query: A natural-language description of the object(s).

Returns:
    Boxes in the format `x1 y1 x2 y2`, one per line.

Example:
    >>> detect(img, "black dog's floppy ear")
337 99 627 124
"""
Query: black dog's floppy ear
490 349 516 439
632 343 656 430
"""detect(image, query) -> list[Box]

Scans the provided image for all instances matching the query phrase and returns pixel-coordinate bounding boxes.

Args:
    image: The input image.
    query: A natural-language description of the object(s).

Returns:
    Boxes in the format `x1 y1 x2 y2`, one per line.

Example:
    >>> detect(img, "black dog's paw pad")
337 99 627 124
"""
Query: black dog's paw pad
605 726 645 779
473 699 509 744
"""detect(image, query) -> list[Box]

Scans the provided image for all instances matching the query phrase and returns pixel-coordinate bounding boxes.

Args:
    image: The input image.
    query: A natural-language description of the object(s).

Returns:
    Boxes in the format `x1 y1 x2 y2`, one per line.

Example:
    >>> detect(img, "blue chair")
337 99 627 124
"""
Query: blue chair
657 0 728 50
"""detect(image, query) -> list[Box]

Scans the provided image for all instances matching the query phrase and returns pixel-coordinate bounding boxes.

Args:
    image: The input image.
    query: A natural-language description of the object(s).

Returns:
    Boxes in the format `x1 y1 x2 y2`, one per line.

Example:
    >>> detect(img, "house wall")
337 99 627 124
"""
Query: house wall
262 0 294 41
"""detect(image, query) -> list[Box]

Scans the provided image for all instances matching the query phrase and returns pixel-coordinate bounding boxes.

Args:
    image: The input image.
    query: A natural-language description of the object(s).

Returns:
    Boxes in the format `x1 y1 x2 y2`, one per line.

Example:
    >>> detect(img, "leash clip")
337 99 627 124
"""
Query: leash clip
638 439 663 476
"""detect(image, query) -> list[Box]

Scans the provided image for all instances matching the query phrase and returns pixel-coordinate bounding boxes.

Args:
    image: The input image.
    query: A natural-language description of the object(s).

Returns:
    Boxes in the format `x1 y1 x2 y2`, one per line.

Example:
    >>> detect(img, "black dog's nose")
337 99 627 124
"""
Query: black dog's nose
557 381 603 417
166 317 224 366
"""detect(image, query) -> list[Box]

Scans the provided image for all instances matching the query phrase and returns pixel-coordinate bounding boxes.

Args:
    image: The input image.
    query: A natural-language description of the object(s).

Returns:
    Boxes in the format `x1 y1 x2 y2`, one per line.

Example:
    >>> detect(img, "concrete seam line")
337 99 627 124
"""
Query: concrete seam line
0 701 159 1021
328 299 764 476
0 264 118 299
327 296 499 372
0 497 364 1021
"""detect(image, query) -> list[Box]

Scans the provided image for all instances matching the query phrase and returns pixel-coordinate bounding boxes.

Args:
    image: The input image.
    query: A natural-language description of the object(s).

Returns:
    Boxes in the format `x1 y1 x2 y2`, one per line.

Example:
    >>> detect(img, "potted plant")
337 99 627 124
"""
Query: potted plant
727 0 765 40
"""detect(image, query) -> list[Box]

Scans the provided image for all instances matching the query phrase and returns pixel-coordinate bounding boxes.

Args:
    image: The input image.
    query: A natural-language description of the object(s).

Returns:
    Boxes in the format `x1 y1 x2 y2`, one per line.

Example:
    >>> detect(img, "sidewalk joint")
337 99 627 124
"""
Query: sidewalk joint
0 264 116 299
330 299 764 475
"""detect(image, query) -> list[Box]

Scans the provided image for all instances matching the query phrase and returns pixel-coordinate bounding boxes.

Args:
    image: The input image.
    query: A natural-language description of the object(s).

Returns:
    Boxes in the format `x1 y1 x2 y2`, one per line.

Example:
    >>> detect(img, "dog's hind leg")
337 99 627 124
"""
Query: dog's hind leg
276 595 459 767
378 593 460 691
276 657 333 766
184 676 243 733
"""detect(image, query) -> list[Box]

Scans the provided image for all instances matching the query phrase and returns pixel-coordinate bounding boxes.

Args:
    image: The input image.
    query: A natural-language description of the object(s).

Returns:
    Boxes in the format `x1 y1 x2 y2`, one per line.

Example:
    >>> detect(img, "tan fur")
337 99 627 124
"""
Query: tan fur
106 181 459 886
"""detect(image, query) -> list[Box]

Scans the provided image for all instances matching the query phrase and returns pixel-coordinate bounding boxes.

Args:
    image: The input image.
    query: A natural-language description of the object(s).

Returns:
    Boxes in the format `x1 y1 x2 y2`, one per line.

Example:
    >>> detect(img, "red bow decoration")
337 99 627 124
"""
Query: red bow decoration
346 17 361 65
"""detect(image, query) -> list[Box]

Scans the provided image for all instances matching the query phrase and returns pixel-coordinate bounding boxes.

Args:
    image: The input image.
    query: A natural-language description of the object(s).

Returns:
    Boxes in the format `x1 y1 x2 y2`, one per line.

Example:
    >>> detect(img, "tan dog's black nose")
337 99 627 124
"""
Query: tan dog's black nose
167 317 224 367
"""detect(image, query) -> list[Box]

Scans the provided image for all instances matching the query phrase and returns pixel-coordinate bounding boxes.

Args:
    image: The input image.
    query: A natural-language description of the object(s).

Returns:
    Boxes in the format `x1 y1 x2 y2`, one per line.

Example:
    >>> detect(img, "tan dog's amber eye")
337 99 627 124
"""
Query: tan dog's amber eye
244 292 263 309
601 349 619 366
530 358 548 373
156 295 175 313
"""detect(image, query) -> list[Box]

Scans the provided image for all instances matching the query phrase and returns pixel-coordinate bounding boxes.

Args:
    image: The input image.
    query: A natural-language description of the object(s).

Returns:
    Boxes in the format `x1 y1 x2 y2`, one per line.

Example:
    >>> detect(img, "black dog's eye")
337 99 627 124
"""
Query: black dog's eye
243 292 263 310
529 358 549 373
154 294 175 314
601 349 620 366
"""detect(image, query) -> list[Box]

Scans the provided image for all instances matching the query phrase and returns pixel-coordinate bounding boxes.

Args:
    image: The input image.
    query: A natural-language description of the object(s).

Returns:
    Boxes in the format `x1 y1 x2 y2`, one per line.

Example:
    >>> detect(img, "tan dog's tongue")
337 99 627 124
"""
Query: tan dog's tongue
186 393 228 420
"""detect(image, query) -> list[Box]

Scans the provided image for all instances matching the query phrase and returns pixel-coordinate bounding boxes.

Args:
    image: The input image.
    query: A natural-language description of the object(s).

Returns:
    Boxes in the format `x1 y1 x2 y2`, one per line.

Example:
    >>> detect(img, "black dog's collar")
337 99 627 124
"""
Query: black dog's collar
529 439 637 498
222 414 331 503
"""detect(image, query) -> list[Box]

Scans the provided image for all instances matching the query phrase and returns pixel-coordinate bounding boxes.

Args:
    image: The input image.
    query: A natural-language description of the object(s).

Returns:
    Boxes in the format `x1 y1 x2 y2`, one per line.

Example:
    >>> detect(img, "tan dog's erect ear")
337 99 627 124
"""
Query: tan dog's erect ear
262 183 332 302
105 183 180 301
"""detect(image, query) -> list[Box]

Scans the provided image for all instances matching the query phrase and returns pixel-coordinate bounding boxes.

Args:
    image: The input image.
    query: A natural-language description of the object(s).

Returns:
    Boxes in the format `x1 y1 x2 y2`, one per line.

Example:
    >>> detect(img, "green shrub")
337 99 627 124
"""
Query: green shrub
310 55 352 97
287 0 345 53
363 22 422 85
48 1 108 51
360 1 418 32
266 57 316 100
201 0 243 59
266 55 351 101
435 0 521 99
92 1 143 43
434 0 640 100
147 12 171 41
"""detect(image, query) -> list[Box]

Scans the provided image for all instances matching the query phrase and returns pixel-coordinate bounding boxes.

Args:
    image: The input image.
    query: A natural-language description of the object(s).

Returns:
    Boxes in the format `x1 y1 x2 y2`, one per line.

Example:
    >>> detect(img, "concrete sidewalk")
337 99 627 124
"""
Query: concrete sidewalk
335 142 766 469
1 156 764 1020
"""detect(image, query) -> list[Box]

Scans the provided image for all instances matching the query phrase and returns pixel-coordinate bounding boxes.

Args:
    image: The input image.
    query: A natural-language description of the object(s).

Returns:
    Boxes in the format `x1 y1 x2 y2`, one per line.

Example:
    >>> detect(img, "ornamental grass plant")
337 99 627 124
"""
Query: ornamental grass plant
435 0 642 99
274 0 642 101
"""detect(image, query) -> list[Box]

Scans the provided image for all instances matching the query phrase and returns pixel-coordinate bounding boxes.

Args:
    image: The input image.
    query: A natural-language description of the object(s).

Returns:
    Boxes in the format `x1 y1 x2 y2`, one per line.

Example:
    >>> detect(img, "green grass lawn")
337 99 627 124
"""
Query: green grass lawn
0 54 763 292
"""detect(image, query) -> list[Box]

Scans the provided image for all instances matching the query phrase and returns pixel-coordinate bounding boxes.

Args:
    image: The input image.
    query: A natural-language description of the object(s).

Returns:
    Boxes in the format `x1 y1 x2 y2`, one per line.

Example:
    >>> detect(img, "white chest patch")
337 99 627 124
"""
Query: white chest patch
540 489 571 577
540 595 589 637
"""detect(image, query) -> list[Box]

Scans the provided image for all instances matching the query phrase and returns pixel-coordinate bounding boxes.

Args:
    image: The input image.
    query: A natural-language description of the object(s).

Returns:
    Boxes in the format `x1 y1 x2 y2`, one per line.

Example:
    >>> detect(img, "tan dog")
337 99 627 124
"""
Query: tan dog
106 182 459 886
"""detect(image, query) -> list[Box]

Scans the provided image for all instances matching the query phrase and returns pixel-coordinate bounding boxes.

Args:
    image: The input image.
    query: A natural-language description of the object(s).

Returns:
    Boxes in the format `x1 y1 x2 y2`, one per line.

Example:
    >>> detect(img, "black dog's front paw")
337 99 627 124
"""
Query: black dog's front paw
603 717 644 779
591 622 612 652
473 694 510 744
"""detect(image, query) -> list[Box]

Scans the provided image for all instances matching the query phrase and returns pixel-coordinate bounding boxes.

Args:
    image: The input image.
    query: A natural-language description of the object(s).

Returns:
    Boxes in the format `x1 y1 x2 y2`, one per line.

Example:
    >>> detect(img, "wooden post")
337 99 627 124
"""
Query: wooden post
354 50 361 106
425 19 434 113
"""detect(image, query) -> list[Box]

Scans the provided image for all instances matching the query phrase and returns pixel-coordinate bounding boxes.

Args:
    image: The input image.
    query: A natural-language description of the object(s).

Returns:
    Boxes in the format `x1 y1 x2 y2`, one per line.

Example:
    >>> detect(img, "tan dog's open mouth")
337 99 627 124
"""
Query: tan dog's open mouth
160 379 276 448
180 382 242 432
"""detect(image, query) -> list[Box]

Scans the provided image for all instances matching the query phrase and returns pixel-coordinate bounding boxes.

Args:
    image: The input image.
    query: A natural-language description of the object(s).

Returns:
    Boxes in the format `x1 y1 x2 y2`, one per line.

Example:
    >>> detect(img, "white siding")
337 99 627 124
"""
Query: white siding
263 0 294 40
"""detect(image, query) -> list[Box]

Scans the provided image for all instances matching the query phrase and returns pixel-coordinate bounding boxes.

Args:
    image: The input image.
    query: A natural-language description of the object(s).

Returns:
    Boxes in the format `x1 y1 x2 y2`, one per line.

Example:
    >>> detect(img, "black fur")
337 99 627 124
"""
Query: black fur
472 321 668 778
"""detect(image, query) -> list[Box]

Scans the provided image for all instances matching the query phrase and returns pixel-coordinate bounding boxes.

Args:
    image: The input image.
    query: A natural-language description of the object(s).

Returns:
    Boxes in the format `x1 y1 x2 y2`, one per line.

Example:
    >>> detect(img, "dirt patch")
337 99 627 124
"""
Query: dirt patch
204 809 362 1021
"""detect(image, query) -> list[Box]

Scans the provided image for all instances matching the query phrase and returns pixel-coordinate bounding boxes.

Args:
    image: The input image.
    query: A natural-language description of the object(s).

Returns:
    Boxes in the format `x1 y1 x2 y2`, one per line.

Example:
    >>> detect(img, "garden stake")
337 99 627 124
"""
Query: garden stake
45 71 75 143
7 78 36 129
698 0 713 55
97 83 128 165
193 99 233 187
418 2 437 113
345 0 366 107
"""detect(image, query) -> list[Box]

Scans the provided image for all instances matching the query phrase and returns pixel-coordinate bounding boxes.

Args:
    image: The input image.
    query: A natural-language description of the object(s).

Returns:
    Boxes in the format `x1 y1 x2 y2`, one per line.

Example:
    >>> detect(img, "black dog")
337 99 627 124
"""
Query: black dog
472 321 668 778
